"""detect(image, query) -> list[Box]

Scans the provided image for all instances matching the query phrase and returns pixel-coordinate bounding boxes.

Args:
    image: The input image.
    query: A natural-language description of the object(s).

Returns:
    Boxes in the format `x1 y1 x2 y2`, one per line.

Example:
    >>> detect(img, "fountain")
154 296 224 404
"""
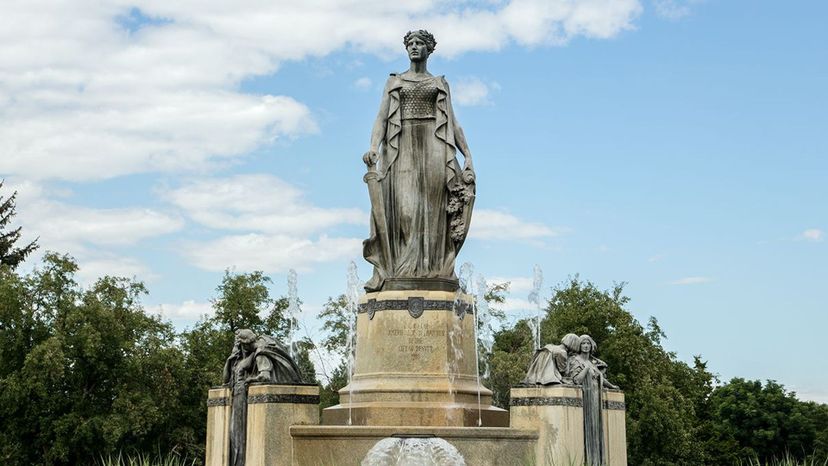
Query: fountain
204 28 627 466
286 269 300 359
528 264 543 351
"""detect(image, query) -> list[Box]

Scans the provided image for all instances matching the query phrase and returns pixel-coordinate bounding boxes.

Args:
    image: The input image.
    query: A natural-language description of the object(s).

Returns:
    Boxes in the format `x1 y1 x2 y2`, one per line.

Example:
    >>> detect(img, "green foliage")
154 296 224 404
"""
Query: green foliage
0 181 38 269
3 251 826 465
0 253 197 465
487 319 535 408
318 294 351 359
539 277 709 465
0 256 316 466
319 362 349 410
702 378 827 464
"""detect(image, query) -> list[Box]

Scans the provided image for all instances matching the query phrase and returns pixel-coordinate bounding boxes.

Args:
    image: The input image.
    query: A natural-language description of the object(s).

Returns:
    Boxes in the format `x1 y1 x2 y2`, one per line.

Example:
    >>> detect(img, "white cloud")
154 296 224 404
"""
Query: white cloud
669 276 712 285
76 255 157 287
163 174 366 235
798 228 824 242
794 388 828 404
0 0 642 181
147 300 215 321
354 77 373 90
470 209 566 241
182 233 362 273
652 0 702 20
488 276 534 293
6 178 182 255
452 77 499 106
501 297 538 313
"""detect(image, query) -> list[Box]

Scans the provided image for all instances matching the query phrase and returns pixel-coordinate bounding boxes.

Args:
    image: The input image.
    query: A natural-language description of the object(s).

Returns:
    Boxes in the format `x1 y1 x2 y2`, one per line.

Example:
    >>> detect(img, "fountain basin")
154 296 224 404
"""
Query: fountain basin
291 426 537 466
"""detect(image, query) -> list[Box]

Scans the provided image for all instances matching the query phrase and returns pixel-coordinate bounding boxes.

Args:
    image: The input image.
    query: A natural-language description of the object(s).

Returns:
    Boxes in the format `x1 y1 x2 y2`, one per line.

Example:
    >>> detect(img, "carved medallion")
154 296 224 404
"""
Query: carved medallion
408 297 425 318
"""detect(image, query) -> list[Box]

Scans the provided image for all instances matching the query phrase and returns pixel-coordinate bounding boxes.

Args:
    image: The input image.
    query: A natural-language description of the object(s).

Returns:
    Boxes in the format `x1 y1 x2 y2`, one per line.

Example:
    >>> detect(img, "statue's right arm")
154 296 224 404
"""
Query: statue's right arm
366 80 391 161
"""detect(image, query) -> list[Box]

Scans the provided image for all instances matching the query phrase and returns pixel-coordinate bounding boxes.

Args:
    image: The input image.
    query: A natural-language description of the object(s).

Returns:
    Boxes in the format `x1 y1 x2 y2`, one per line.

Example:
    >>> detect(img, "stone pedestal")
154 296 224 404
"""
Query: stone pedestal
510 385 627 466
290 426 537 466
206 387 231 466
205 384 320 466
322 290 509 427
246 384 321 466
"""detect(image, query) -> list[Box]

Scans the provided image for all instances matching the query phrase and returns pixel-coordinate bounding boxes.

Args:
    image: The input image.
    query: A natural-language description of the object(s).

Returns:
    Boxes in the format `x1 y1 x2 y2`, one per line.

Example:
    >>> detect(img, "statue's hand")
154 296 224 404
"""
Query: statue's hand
363 150 379 167
461 166 475 184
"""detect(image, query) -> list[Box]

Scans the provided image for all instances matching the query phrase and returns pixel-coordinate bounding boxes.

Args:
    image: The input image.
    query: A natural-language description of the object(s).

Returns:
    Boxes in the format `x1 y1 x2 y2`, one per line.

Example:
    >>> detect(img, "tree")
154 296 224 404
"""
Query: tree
316 295 353 409
0 181 38 269
702 378 822 463
0 253 196 465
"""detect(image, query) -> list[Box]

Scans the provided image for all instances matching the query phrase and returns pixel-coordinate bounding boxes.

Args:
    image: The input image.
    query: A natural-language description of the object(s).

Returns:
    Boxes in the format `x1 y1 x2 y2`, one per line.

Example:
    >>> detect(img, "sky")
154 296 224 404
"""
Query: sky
2 0 826 401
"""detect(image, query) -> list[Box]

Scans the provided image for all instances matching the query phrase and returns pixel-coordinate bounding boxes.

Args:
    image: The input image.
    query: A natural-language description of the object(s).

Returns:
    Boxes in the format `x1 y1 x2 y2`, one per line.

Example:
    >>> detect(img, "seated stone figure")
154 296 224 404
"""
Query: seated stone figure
223 329 304 466
222 329 303 385
522 333 580 385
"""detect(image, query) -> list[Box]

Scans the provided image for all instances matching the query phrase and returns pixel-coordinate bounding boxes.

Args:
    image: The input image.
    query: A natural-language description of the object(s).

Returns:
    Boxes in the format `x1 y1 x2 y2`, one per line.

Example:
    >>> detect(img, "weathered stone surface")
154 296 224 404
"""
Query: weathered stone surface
291 426 536 466
323 290 508 427
206 387 232 466
510 385 627 466
245 384 320 466
362 30 476 293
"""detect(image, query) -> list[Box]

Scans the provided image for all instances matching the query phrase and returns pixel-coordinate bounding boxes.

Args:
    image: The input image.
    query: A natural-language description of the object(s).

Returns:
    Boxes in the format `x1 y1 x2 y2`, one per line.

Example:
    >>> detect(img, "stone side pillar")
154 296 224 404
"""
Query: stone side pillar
603 390 628 466
206 387 231 466
245 384 320 466
510 385 627 466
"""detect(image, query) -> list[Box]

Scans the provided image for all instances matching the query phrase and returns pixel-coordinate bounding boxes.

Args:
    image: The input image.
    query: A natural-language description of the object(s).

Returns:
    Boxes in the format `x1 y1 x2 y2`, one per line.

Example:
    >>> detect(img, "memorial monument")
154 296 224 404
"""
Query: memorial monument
205 29 627 466
321 28 507 428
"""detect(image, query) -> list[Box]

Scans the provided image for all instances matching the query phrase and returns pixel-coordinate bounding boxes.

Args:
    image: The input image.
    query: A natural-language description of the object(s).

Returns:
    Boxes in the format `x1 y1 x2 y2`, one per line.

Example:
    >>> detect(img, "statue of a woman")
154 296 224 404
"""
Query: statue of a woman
566 335 618 466
362 30 476 292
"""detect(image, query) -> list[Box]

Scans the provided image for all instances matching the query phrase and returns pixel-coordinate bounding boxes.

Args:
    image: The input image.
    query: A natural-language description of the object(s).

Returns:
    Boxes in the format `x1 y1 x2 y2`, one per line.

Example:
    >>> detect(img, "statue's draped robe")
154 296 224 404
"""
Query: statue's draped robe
567 355 611 466
222 337 303 466
364 74 474 291
523 344 570 385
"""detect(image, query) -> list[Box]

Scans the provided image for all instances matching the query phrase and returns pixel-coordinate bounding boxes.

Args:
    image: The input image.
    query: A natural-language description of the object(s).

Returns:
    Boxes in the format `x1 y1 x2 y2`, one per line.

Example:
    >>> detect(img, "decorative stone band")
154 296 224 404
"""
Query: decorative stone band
207 397 230 407
358 297 472 319
604 400 626 411
247 394 321 405
510 396 626 411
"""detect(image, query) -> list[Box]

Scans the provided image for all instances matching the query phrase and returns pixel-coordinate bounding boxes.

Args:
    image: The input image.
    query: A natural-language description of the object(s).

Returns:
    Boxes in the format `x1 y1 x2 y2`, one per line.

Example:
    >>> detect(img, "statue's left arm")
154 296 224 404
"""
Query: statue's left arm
444 78 475 183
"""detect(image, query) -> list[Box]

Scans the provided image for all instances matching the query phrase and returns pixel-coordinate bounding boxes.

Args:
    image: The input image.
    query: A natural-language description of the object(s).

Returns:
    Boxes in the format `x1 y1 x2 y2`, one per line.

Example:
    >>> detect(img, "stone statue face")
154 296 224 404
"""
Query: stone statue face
406 36 430 63
580 340 592 354
236 329 257 352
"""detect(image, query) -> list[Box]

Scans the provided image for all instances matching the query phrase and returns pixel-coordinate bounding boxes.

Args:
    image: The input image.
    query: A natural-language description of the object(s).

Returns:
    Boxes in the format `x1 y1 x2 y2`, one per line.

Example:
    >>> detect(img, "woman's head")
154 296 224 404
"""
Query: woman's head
561 333 580 352
578 335 597 354
403 29 437 59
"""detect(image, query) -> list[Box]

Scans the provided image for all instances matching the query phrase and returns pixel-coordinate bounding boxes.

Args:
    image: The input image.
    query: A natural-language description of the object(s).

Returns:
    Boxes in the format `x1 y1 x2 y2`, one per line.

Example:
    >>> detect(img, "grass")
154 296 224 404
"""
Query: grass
96 452 198 466
738 454 828 466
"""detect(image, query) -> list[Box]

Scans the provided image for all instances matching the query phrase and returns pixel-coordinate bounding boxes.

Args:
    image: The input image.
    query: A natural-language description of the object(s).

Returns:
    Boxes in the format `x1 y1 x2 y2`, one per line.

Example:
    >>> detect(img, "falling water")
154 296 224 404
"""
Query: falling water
471 274 487 426
475 275 494 379
345 261 361 426
448 263 474 398
528 264 543 350
287 269 300 359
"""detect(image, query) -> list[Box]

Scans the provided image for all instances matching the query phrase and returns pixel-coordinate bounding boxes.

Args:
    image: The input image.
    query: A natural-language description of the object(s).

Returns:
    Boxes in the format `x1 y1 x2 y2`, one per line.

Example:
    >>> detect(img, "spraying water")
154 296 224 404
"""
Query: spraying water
448 263 474 398
475 275 494 379
286 269 300 359
362 437 466 466
527 264 543 350
345 261 361 426
471 274 485 426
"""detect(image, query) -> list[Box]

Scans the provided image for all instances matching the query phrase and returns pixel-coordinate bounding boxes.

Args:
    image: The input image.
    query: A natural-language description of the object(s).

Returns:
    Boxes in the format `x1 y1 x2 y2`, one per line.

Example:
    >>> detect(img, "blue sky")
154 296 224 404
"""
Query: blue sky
2 1 826 400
